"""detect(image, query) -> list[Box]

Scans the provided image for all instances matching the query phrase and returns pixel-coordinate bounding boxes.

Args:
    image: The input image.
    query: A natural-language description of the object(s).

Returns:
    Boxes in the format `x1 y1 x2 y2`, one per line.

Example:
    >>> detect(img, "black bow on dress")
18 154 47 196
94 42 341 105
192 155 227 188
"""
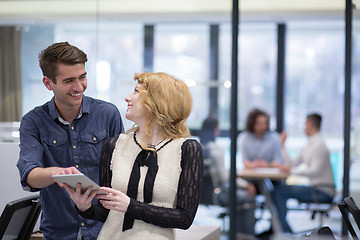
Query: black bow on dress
122 149 158 231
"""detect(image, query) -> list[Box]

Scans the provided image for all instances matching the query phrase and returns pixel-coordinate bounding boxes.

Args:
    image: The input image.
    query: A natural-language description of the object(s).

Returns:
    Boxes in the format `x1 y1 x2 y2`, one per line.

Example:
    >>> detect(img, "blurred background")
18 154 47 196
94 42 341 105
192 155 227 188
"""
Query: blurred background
0 0 360 238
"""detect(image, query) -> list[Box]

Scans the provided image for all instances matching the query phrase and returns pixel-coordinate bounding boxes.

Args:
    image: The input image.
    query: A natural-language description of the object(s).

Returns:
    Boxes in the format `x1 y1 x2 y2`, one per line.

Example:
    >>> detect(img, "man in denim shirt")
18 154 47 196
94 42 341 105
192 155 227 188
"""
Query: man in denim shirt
17 42 124 240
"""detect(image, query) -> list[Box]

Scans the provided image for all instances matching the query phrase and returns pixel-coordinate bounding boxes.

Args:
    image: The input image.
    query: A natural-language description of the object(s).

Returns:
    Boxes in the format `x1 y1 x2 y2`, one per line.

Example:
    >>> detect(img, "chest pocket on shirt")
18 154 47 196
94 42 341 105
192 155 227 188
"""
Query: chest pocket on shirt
80 130 107 161
43 135 68 147
42 135 69 166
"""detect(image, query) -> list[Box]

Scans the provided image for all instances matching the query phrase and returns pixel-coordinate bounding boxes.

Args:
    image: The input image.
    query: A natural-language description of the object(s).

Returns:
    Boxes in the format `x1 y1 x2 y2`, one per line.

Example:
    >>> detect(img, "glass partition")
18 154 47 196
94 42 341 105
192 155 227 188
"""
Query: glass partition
350 0 360 194
219 23 277 131
283 21 345 190
154 24 209 129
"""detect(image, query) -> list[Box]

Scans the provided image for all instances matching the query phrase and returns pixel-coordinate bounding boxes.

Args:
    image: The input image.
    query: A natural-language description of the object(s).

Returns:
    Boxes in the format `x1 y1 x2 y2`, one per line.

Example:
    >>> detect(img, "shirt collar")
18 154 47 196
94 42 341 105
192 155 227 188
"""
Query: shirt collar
249 130 270 140
308 132 321 143
81 95 90 114
49 95 90 124
57 108 83 125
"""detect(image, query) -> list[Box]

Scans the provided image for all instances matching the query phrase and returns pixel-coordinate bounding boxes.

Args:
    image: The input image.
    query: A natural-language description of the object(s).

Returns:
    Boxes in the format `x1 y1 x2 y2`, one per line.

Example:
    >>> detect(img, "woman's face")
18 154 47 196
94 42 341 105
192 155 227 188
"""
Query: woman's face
254 115 268 137
125 83 146 124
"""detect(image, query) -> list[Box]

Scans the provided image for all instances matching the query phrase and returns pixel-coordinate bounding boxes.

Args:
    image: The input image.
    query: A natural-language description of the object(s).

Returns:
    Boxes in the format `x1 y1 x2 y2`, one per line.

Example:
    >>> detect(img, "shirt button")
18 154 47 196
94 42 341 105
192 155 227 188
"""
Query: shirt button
75 164 79 168
93 137 97 141
71 126 74 130
73 145 76 149
53 140 56 144
81 223 85 227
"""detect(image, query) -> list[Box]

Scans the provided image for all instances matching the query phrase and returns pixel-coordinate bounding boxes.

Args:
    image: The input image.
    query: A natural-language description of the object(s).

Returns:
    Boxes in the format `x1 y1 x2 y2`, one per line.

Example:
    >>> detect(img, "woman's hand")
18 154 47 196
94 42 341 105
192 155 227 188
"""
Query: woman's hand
244 159 268 168
63 183 97 211
253 159 269 168
96 187 130 213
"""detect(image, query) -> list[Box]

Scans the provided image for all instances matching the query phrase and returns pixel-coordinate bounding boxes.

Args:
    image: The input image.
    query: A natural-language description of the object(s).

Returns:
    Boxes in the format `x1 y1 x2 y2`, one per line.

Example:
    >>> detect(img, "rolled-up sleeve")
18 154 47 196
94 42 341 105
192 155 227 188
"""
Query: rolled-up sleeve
17 113 44 192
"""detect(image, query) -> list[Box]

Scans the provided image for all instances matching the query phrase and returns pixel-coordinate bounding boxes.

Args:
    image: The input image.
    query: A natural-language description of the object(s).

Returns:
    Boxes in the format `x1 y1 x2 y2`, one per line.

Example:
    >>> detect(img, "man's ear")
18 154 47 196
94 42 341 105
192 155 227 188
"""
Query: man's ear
43 76 53 90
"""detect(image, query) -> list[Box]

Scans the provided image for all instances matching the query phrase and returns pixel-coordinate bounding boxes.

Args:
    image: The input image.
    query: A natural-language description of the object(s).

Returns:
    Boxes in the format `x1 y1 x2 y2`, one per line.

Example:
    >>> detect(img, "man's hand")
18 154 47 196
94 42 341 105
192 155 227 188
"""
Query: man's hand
27 166 81 189
269 161 291 173
280 131 287 147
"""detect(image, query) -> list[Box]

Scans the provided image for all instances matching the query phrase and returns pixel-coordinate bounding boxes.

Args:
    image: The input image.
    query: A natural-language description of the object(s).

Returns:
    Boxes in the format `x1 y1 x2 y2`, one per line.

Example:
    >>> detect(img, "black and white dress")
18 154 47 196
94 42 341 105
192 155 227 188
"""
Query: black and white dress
79 133 203 240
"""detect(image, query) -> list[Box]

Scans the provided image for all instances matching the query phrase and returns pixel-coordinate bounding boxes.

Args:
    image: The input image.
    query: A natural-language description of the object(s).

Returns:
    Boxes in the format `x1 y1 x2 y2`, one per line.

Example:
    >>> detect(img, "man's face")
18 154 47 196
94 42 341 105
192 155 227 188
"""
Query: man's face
304 119 312 136
43 63 87 111
254 115 268 136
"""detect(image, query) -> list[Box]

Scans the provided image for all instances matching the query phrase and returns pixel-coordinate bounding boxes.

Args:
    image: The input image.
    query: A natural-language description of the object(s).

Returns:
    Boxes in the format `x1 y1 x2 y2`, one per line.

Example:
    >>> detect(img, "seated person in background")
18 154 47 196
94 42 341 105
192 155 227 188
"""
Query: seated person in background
238 108 289 172
200 116 256 206
272 113 335 233
200 116 257 235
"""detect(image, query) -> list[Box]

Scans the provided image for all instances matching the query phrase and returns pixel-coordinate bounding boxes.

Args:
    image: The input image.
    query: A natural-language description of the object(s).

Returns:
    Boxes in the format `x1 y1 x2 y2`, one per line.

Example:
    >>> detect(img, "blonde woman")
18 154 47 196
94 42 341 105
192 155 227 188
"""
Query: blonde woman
63 72 203 240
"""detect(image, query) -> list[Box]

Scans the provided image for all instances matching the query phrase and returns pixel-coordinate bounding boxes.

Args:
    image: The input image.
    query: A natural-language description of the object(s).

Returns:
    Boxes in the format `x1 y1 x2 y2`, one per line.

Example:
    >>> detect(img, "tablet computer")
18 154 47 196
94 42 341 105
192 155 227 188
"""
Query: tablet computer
52 174 107 195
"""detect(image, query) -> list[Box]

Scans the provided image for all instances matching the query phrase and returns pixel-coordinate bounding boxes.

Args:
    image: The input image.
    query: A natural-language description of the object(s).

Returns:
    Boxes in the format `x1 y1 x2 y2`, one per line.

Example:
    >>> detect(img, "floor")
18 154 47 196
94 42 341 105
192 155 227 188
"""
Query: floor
193 202 344 240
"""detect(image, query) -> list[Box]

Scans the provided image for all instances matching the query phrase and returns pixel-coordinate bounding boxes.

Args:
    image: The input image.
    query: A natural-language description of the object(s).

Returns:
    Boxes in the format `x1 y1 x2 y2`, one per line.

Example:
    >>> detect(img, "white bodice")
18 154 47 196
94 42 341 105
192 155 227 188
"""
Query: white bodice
97 133 186 240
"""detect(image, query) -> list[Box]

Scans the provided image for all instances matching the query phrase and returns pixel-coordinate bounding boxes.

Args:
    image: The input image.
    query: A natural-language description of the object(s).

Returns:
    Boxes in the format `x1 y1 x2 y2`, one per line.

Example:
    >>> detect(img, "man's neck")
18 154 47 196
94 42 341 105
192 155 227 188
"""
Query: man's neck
308 130 320 138
56 105 81 124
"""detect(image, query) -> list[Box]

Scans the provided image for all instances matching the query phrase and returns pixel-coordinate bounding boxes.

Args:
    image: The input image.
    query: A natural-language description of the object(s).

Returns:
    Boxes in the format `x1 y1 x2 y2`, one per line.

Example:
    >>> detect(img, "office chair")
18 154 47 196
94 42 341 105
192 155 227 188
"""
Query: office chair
200 156 258 235
199 158 219 206
337 196 360 240
297 226 336 240
0 194 41 240
288 184 336 229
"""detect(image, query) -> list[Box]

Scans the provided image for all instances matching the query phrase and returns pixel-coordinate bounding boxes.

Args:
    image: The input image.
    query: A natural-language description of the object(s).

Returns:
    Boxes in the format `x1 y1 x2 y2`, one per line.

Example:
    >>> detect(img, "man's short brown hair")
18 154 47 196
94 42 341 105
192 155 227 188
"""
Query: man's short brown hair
307 113 322 130
38 42 87 83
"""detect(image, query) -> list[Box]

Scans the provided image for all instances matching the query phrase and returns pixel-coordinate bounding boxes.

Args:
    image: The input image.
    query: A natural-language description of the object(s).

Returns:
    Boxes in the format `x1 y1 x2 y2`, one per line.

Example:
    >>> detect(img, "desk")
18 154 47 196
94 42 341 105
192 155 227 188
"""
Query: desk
176 225 221 240
30 225 221 240
238 168 289 234
238 168 289 181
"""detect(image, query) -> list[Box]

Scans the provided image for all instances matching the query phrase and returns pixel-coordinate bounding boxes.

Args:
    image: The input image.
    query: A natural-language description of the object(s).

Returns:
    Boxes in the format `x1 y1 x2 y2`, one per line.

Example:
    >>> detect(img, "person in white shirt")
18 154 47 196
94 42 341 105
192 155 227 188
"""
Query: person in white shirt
272 113 335 233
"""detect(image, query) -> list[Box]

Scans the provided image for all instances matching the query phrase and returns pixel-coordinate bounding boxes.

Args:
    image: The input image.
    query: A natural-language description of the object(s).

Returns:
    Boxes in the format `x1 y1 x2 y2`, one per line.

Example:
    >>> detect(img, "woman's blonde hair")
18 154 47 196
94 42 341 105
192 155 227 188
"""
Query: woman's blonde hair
127 72 192 146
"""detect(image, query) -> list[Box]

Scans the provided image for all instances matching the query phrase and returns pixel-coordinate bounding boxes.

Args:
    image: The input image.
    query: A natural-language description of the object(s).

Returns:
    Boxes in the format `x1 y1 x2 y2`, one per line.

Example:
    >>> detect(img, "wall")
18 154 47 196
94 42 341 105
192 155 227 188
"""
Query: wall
0 142 37 212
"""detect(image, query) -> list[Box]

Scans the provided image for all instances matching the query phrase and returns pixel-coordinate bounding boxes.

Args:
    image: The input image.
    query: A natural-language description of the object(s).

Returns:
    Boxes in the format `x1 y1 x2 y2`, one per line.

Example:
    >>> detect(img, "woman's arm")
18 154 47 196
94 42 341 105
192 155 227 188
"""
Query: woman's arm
124 139 203 229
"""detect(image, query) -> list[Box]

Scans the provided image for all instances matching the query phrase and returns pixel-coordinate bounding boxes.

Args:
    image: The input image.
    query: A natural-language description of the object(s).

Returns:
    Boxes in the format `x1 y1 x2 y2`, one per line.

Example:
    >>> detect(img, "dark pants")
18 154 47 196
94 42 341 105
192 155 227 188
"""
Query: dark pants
271 185 333 233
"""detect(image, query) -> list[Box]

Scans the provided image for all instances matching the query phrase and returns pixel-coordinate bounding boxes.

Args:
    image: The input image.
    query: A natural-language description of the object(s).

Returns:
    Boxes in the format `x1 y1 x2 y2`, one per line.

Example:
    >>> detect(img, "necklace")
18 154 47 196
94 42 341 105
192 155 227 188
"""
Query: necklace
134 131 167 149
147 139 166 149
133 132 173 151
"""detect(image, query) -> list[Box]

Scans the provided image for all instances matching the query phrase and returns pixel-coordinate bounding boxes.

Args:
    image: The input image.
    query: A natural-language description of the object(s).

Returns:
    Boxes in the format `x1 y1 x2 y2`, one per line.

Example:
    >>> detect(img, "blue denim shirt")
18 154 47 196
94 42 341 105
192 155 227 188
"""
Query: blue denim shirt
17 95 124 240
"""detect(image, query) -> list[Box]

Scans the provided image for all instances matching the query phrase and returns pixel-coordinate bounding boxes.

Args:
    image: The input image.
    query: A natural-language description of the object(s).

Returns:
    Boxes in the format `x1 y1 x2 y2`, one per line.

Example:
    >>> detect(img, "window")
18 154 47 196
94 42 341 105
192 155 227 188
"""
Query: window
154 24 209 129
284 21 345 189
21 22 143 130
219 23 277 130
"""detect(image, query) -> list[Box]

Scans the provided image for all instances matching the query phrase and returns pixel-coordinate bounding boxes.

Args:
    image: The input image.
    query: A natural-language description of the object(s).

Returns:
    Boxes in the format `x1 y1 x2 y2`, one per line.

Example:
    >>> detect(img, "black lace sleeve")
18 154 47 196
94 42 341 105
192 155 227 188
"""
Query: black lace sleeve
125 139 203 229
77 136 118 222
